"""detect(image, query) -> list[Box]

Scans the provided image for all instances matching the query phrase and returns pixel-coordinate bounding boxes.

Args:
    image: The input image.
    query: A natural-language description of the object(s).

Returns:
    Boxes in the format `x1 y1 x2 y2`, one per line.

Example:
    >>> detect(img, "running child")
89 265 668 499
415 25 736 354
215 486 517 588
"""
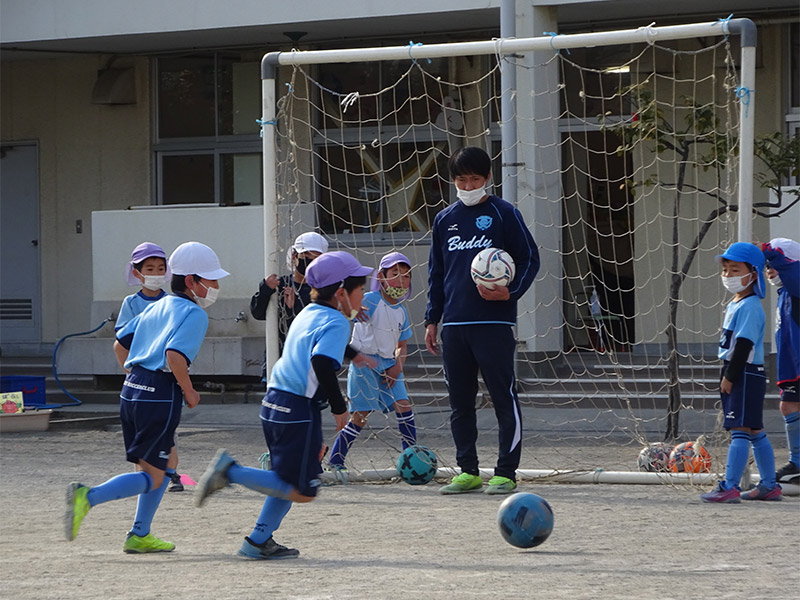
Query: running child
327 252 416 471
762 238 800 485
701 242 782 503
194 251 372 559
64 242 230 552
250 231 373 387
116 242 183 492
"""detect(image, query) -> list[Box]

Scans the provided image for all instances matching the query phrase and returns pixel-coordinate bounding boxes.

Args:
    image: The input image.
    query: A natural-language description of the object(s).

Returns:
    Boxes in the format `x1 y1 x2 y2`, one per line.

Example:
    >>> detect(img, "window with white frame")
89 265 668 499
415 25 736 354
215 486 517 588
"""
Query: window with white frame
155 53 263 205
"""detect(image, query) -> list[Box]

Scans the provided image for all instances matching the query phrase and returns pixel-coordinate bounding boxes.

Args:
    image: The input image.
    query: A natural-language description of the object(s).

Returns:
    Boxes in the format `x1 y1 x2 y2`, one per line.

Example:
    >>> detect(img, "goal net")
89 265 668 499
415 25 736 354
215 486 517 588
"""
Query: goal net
260 20 762 484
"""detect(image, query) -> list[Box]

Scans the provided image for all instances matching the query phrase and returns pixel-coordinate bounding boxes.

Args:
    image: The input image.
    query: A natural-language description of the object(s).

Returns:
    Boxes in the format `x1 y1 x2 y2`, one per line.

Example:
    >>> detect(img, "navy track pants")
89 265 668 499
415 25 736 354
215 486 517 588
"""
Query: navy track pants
441 324 522 480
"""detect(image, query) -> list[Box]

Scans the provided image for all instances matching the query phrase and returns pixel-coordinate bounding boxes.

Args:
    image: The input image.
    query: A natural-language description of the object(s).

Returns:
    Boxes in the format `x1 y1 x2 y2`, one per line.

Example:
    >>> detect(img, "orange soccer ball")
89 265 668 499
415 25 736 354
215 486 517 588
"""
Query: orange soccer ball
668 441 711 473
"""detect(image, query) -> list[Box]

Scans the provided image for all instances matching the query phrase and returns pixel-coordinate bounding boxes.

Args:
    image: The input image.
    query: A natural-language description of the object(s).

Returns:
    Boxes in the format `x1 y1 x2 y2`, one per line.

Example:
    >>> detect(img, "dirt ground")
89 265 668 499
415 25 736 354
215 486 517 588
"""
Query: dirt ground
1 411 798 600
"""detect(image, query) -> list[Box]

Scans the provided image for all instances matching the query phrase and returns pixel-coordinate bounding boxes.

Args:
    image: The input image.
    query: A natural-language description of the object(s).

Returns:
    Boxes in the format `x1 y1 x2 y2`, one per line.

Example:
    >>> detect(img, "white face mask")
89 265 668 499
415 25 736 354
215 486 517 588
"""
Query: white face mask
456 186 486 206
142 275 166 291
768 275 783 288
721 274 751 294
337 292 359 321
194 282 219 308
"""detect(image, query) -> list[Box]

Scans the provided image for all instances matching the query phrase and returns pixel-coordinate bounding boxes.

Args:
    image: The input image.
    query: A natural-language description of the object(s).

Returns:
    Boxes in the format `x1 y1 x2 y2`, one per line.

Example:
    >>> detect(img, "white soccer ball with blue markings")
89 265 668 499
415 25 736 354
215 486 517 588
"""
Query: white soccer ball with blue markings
470 248 515 290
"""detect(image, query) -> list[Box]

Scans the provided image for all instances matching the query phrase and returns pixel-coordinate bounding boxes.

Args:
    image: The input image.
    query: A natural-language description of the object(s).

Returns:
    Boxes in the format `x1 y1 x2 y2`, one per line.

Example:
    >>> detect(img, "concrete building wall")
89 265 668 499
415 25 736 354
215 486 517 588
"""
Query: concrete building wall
1 55 151 342
1 3 795 369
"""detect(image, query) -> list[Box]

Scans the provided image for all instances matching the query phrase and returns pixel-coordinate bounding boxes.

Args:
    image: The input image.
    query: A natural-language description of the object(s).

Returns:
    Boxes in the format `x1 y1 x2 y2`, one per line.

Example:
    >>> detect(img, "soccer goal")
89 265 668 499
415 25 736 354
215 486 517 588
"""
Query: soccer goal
257 18 767 486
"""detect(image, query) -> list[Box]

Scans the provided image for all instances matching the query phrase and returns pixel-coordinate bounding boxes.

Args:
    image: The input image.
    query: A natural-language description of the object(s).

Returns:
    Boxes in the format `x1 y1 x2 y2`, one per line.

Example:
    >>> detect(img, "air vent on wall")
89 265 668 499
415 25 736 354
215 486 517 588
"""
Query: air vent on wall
0 299 33 320
91 68 136 105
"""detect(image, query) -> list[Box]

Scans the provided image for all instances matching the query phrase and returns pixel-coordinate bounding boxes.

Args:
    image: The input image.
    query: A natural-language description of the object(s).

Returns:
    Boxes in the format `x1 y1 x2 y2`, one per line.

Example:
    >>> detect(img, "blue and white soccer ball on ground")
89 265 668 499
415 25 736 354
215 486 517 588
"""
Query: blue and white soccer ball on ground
470 247 515 289
396 445 438 485
497 492 554 548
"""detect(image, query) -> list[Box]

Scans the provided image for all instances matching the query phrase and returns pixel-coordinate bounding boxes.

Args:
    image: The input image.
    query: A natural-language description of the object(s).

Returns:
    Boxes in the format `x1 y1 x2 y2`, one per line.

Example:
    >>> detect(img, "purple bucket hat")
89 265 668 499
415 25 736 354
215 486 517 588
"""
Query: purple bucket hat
125 242 171 285
370 252 412 299
305 251 372 289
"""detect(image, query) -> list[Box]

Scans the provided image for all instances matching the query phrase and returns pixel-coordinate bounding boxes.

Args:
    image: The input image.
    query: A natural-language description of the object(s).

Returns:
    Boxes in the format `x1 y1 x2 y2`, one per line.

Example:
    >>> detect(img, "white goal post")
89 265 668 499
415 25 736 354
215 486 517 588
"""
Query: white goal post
259 18 756 375
254 18 767 486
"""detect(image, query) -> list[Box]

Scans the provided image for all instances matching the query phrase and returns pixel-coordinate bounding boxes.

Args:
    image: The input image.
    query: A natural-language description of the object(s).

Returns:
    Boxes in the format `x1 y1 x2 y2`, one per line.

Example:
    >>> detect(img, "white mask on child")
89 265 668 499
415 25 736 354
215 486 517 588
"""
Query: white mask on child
456 187 486 206
721 274 751 294
194 283 219 308
768 275 783 288
337 294 359 321
142 275 166 291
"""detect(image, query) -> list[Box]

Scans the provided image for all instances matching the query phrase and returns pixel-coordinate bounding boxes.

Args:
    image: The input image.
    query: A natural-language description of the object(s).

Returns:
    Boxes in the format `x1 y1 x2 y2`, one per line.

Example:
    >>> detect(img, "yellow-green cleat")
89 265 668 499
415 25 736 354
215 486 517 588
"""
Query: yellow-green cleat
439 472 483 495
65 482 91 541
123 533 176 554
485 475 517 495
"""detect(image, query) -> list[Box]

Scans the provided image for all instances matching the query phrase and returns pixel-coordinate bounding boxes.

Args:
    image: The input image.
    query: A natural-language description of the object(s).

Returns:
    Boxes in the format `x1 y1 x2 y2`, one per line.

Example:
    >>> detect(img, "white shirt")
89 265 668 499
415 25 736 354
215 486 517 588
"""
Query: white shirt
350 291 412 359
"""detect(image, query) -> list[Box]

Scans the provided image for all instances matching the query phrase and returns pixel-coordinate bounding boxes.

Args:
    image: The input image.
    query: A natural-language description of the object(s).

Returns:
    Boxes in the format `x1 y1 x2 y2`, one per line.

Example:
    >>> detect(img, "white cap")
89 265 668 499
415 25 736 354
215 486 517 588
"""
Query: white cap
292 232 329 255
169 242 230 280
769 238 800 261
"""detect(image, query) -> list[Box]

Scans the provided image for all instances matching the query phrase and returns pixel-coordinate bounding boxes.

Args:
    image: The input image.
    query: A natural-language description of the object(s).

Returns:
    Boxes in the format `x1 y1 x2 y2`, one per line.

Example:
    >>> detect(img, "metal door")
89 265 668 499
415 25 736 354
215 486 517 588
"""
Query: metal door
1 142 41 344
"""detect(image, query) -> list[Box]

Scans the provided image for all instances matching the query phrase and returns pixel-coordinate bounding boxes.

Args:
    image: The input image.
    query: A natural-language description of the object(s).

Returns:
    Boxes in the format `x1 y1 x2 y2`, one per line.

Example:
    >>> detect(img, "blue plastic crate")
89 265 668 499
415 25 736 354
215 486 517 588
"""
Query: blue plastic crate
0 375 47 407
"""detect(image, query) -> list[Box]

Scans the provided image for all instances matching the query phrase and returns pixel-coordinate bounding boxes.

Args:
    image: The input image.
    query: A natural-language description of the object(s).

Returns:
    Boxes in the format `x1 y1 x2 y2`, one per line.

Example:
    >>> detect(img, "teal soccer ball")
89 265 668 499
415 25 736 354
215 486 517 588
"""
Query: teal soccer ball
396 445 438 485
497 492 554 548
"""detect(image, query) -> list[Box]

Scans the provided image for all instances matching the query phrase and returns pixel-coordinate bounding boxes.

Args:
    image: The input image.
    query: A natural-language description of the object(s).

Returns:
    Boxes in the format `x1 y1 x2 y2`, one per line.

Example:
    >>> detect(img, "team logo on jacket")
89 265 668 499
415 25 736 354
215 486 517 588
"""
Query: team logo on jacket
475 215 492 230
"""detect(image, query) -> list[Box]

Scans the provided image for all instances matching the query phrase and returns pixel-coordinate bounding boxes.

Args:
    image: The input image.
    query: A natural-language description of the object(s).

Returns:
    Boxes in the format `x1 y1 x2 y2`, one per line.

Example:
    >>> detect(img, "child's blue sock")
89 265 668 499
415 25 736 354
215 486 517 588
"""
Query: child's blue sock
723 431 750 490
87 472 153 506
751 430 777 488
329 422 362 467
785 412 800 466
249 496 293 545
395 411 416 450
130 474 169 537
227 464 293 498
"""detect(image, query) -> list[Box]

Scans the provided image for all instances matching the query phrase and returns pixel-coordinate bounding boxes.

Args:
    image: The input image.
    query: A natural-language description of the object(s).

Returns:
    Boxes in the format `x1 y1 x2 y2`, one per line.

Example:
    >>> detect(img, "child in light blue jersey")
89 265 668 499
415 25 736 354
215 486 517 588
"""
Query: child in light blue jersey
116 242 184 492
762 238 800 485
701 242 782 503
116 242 170 332
195 251 372 560
328 252 416 471
65 242 230 553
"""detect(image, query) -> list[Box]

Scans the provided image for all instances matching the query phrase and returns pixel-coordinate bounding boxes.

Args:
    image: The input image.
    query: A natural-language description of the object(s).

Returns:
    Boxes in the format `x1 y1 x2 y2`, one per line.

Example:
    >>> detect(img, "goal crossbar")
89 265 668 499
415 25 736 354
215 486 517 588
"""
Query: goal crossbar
260 19 755 68
257 17 758 406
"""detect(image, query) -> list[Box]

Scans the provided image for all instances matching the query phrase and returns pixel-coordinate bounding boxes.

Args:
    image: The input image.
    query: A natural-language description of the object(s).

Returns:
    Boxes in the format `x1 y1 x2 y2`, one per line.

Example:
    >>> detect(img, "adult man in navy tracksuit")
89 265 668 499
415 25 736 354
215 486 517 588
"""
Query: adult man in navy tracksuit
425 146 539 495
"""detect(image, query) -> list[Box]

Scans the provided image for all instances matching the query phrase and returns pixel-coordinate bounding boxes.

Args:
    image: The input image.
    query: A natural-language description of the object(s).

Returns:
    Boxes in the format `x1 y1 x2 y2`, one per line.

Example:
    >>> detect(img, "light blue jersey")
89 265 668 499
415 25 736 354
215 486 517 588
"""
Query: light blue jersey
268 303 351 398
719 295 765 365
117 294 208 371
116 290 167 331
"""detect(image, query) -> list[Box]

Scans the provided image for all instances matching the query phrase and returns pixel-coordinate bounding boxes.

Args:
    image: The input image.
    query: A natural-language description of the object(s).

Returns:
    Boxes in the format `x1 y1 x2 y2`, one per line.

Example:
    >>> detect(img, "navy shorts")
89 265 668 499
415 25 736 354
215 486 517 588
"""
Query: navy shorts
721 363 766 430
778 379 798 403
260 388 323 498
120 366 182 471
